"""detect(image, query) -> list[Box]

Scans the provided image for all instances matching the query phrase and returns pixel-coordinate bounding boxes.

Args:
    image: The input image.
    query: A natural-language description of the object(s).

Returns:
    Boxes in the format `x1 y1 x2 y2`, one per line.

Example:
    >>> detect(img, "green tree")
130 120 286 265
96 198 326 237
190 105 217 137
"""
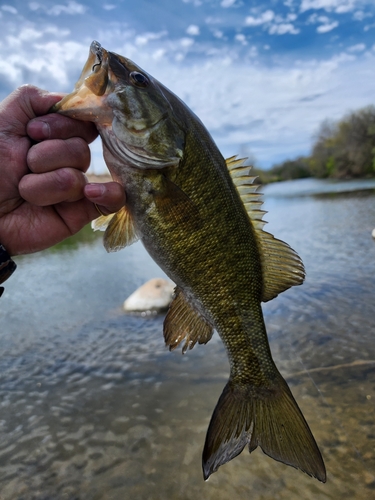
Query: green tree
310 106 375 178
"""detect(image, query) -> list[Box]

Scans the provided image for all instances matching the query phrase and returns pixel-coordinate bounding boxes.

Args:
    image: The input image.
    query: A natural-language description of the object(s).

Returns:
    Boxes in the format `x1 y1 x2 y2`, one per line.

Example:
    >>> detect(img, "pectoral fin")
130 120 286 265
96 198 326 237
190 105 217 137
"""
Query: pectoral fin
153 175 203 232
164 287 214 354
92 206 138 252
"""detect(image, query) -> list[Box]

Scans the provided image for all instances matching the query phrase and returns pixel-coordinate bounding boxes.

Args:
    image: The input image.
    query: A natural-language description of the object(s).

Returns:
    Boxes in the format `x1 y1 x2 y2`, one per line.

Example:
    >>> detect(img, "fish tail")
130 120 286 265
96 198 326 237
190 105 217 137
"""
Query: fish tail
202 374 326 482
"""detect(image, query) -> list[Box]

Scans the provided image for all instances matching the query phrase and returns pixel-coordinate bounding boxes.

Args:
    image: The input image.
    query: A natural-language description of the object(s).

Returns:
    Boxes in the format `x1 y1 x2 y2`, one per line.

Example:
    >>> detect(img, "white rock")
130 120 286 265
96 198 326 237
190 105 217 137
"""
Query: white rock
372 228 375 239
123 278 174 313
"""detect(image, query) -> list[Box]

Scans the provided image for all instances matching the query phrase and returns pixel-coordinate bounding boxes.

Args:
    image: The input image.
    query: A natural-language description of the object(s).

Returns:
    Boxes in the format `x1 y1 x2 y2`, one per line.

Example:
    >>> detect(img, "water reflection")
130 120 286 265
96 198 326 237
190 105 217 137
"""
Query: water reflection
0 179 374 499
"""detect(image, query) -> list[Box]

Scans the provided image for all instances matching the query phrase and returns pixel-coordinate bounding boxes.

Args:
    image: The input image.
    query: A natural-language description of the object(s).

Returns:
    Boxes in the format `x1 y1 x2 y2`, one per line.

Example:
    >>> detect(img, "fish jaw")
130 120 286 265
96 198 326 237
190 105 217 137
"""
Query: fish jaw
52 87 112 123
51 41 113 124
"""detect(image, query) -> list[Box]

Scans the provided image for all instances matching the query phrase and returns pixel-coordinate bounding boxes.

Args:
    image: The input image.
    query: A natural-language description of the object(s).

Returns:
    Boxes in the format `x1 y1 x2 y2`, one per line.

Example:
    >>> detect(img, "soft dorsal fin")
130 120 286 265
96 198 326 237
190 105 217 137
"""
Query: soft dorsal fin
226 156 305 302
164 287 214 354
92 206 138 252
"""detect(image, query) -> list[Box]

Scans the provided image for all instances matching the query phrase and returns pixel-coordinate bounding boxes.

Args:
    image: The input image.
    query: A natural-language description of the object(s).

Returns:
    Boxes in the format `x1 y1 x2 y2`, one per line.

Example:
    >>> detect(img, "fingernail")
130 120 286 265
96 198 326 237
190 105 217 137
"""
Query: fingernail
28 120 51 140
84 183 105 198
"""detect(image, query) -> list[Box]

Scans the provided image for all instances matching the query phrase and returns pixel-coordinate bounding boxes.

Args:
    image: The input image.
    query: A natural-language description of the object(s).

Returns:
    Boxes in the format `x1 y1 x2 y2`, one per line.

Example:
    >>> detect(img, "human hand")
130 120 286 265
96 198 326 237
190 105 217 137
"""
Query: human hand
0 85 125 256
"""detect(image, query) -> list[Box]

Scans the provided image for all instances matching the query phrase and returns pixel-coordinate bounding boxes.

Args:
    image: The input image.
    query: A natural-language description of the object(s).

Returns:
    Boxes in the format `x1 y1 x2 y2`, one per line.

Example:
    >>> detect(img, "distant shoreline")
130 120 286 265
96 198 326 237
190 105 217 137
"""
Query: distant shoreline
86 173 113 184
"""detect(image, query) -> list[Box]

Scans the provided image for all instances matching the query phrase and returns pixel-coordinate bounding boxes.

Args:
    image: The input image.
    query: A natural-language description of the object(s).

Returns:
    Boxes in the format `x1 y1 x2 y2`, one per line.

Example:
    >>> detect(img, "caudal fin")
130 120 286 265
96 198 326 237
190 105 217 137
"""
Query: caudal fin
202 375 326 482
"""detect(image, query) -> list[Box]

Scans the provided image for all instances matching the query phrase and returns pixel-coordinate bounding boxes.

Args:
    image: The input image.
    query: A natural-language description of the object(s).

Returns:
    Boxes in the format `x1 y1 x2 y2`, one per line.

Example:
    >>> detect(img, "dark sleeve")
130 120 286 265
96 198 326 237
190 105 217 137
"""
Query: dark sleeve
0 244 17 297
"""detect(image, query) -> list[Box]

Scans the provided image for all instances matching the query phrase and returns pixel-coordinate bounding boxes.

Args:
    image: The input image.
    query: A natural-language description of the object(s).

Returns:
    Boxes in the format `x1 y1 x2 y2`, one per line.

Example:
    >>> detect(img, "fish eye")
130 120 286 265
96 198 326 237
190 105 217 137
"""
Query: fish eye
130 71 149 87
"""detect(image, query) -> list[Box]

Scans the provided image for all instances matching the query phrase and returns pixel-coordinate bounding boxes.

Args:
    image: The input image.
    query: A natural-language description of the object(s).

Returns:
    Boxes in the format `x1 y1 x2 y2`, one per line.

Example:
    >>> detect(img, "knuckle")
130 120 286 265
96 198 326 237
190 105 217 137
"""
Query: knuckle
54 168 84 194
66 137 91 168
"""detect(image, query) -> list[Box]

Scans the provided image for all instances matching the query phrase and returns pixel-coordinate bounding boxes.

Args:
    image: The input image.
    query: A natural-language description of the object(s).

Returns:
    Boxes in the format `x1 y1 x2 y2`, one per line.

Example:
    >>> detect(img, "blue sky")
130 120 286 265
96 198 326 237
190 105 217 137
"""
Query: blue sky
1 0 375 171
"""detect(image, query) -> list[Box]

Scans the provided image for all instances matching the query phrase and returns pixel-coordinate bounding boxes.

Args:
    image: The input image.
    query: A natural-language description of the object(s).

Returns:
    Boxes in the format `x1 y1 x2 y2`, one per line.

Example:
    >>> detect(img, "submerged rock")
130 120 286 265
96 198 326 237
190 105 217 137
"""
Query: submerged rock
123 278 174 314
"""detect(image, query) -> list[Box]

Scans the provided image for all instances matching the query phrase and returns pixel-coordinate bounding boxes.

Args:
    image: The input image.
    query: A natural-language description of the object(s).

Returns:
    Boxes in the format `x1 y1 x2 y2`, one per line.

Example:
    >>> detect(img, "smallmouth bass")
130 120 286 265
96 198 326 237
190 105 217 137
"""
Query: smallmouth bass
53 41 326 482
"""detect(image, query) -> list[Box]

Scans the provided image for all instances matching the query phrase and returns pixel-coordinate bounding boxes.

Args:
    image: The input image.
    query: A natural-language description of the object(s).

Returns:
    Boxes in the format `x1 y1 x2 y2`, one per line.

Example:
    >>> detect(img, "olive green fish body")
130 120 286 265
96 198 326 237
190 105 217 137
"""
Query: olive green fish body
154 147 270 377
53 41 326 483
107 120 274 386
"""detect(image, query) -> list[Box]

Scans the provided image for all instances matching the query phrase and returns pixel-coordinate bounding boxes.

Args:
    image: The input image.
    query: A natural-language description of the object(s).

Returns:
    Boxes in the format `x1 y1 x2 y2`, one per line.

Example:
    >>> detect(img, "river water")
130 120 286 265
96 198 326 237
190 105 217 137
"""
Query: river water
0 178 374 499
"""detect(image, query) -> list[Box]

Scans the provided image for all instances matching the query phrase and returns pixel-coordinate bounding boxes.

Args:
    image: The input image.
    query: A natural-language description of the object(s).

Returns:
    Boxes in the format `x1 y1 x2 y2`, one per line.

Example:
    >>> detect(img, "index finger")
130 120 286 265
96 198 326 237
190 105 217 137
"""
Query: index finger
27 113 98 144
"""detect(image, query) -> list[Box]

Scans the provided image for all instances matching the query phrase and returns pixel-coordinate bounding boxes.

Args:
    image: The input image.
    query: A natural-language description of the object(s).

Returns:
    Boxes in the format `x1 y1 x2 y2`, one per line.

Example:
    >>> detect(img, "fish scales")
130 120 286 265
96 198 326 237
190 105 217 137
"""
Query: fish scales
52 41 326 483
153 135 270 380
128 125 272 383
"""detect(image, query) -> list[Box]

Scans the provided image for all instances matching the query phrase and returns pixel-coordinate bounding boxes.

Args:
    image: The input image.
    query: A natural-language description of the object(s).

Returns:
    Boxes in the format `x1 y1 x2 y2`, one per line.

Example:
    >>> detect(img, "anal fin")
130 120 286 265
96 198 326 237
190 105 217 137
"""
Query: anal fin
163 287 214 354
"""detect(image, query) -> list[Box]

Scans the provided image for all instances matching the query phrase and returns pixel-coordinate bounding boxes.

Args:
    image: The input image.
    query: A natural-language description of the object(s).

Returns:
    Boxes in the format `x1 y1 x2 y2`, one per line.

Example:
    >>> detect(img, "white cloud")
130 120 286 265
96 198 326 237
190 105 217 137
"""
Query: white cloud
29 2 41 11
182 0 202 5
153 48 166 60
135 35 149 47
347 43 366 51
300 0 358 13
1 5 17 14
5 27 44 49
18 27 43 42
49 1 86 15
248 46 258 57
103 4 116 10
307 13 340 32
29 1 86 16
335 1 358 13
221 0 237 7
353 10 373 21
0 23 88 90
269 23 300 35
284 0 298 7
180 37 194 48
135 31 167 47
235 33 247 45
245 10 275 27
245 10 300 35
317 20 339 32
186 25 200 36
287 13 298 21
308 13 327 23
44 26 70 37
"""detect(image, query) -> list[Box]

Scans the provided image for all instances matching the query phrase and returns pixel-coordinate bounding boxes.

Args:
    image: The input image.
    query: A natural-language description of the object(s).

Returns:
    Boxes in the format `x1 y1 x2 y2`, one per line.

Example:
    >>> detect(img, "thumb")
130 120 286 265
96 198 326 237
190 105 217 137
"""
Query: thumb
84 181 126 218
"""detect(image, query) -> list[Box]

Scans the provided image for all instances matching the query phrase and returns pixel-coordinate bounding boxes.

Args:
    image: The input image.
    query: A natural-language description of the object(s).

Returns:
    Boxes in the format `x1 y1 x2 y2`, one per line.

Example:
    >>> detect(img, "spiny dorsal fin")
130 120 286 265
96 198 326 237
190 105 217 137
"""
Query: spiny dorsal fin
163 287 214 354
225 156 305 302
92 206 138 253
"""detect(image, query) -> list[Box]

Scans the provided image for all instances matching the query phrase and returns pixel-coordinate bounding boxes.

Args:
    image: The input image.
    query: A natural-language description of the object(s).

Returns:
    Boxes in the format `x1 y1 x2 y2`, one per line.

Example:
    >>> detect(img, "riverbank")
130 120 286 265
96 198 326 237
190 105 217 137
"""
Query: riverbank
86 172 112 184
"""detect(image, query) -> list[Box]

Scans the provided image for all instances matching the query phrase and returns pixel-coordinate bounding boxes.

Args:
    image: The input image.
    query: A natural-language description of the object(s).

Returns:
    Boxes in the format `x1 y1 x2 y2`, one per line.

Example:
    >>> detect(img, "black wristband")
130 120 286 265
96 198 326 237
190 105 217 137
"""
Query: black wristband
0 245 17 297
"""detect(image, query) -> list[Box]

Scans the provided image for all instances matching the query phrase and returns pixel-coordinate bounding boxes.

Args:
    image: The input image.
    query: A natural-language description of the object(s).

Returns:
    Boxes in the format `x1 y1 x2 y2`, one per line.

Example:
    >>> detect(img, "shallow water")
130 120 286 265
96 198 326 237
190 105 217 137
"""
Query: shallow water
0 179 374 499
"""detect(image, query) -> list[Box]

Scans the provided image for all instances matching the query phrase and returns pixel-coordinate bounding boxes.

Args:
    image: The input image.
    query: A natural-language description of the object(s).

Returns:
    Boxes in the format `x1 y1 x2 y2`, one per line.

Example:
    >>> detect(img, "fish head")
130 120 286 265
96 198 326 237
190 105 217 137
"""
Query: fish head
53 41 185 169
